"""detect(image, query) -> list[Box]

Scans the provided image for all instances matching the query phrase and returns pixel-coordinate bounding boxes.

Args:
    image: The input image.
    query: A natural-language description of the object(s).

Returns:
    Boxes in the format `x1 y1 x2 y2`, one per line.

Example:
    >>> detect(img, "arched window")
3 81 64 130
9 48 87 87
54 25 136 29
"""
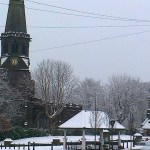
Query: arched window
12 41 18 54
39 114 49 128
22 43 27 56
2 41 8 54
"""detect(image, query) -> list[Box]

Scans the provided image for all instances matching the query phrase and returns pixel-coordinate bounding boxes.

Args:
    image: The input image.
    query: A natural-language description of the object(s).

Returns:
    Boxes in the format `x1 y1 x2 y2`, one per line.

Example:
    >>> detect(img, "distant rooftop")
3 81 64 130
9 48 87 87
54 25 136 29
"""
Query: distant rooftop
142 118 150 129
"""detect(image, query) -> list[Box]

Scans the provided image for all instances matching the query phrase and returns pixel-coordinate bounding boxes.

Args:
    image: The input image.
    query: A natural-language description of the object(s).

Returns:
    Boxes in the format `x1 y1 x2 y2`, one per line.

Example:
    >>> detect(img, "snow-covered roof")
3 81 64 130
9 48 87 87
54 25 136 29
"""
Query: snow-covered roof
113 121 125 130
141 118 148 126
103 130 109 133
142 118 150 129
59 110 125 130
4 138 13 142
134 133 142 136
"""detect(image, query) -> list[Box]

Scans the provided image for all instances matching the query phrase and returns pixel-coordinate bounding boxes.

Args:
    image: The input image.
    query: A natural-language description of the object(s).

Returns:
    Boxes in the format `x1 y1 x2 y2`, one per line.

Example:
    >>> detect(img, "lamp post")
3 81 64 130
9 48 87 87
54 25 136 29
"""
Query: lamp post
109 119 115 150
94 112 97 150
129 113 134 149
93 93 97 150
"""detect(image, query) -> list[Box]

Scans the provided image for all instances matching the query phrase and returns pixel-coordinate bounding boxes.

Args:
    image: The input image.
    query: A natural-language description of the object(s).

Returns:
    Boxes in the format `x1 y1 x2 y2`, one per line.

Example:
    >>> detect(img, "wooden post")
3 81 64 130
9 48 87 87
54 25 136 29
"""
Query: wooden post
28 142 30 150
100 129 104 150
123 141 124 148
51 142 53 150
63 130 67 149
33 142 35 150
118 131 121 146
82 128 86 150
133 135 135 147
130 135 132 149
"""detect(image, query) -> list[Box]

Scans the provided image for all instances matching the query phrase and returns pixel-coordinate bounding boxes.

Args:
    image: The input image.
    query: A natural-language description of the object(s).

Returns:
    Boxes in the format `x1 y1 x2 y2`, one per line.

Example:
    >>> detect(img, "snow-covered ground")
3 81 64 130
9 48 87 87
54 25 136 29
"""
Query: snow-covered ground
1 135 101 150
1 135 150 150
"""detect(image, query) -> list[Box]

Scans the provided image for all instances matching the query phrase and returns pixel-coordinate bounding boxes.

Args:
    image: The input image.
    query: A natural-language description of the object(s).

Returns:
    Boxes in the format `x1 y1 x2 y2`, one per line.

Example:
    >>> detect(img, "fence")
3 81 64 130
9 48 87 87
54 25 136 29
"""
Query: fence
0 142 54 150
67 140 134 150
67 141 101 150
0 140 134 150
110 140 134 149
1 141 101 150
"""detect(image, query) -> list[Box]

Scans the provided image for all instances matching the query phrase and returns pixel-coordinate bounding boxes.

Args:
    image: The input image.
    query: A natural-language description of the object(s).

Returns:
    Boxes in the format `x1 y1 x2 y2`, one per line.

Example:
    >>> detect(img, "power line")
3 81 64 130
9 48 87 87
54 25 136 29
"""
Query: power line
25 6 117 20
26 0 150 23
1 2 150 23
0 3 125 21
1 25 150 29
26 25 150 28
31 30 150 53
0 2 7 6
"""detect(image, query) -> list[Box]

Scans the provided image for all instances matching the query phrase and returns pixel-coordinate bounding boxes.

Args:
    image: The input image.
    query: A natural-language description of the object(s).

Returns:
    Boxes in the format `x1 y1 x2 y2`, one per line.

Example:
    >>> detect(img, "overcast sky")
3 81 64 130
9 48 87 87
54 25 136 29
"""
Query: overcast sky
1 0 150 82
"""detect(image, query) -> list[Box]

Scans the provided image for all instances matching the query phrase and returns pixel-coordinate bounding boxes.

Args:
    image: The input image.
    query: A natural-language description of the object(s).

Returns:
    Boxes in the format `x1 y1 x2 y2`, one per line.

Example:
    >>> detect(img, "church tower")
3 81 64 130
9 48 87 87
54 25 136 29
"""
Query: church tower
1 0 30 70
0 0 33 89
0 0 35 126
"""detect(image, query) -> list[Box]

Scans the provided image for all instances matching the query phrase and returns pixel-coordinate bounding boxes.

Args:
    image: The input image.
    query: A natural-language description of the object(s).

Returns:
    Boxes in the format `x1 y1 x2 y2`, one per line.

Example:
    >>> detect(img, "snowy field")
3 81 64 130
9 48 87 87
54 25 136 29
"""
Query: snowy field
0 135 150 150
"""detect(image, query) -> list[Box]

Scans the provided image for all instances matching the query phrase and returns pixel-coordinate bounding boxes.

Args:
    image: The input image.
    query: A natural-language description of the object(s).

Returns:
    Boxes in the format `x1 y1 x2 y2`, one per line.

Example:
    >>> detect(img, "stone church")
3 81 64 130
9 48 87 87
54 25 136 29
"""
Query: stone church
0 0 81 128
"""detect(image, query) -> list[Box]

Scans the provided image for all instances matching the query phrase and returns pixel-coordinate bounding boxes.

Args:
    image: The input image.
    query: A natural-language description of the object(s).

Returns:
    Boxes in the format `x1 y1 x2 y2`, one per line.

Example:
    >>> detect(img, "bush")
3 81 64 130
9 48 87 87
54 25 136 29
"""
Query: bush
68 129 82 136
50 129 83 136
26 128 48 137
0 126 48 141
50 129 64 136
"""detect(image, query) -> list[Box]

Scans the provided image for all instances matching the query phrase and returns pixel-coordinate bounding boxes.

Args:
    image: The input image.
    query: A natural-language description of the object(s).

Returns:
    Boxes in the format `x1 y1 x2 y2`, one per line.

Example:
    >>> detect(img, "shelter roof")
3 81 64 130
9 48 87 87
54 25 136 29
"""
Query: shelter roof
59 110 125 130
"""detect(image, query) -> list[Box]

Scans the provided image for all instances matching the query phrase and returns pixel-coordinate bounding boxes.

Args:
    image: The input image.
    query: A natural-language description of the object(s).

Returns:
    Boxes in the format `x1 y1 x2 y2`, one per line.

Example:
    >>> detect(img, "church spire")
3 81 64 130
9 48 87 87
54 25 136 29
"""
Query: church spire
1 0 30 70
5 0 27 33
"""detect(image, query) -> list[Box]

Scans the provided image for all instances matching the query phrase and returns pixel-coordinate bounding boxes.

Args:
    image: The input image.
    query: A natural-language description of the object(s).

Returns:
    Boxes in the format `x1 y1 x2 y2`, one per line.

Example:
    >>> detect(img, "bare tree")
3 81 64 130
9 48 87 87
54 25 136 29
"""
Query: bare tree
72 78 107 111
89 111 109 129
32 59 78 126
72 75 148 129
107 74 146 126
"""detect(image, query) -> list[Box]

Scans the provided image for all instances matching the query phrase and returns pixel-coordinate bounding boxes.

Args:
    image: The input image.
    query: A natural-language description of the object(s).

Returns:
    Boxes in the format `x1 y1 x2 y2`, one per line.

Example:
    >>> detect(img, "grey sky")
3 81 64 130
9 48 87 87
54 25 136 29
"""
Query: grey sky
1 0 150 82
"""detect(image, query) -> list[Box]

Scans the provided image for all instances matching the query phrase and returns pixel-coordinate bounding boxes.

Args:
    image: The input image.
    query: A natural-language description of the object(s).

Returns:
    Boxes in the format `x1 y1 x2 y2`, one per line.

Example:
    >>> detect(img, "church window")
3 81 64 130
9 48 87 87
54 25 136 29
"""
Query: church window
39 114 49 128
12 41 18 54
2 41 8 54
22 43 27 56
